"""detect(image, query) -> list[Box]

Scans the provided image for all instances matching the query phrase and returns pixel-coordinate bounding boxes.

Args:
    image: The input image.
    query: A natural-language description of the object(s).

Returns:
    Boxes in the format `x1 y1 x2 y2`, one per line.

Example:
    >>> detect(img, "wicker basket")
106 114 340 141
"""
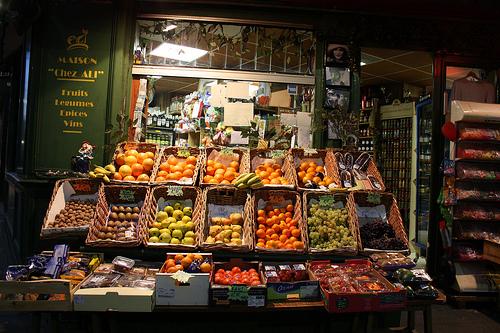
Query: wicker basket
111 141 159 184
347 191 409 254
249 149 295 189
149 147 201 186
302 191 358 256
331 150 385 191
85 184 149 247
252 189 306 253
41 178 100 239
140 185 202 250
199 147 250 186
199 186 253 252
291 148 337 192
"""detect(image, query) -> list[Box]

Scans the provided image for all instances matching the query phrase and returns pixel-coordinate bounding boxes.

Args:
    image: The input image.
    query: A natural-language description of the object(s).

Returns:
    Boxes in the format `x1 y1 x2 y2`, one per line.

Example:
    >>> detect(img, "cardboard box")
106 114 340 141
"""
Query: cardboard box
310 259 406 313
74 287 154 312
261 262 319 301
210 259 266 307
155 253 212 306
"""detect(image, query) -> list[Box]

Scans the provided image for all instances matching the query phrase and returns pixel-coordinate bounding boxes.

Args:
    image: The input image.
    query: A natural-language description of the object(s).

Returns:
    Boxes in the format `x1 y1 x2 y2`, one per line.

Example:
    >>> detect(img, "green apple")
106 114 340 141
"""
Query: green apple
152 222 162 229
184 231 195 239
149 228 160 237
172 210 184 221
149 236 159 243
172 229 183 239
173 202 183 211
164 205 174 216
185 221 194 231
170 237 180 244
183 207 192 217
160 221 170 229
166 217 177 225
159 228 170 235
182 237 195 245
159 232 171 243
156 211 168 222
168 223 178 231
182 215 191 223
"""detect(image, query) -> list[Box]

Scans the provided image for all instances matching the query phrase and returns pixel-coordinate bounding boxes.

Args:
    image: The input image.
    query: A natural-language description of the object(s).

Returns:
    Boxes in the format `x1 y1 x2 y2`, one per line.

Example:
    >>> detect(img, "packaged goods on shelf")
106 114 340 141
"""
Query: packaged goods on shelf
141 186 202 250
252 189 306 253
41 178 100 238
302 192 358 255
458 123 500 141
456 162 500 180
456 141 500 160
156 253 213 306
200 187 253 252
74 258 157 312
332 151 385 191
454 203 500 221
86 185 149 247
369 253 416 271
309 260 406 313
150 146 200 185
261 262 319 301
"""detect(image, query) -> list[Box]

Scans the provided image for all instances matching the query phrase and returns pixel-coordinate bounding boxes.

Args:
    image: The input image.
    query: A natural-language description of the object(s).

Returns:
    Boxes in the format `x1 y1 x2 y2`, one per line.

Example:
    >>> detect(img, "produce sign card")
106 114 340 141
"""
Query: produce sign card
228 285 249 301
167 186 184 197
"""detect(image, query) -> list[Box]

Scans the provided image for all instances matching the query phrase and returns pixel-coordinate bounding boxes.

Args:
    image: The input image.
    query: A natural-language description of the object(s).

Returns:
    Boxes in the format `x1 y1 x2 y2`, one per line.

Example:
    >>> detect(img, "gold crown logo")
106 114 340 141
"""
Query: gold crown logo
66 29 89 51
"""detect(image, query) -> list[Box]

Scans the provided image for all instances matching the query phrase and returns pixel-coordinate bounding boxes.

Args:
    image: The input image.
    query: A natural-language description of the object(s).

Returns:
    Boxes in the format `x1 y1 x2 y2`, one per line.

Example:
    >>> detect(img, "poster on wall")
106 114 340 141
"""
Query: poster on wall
325 44 350 67
34 3 113 170
325 67 350 86
324 88 350 110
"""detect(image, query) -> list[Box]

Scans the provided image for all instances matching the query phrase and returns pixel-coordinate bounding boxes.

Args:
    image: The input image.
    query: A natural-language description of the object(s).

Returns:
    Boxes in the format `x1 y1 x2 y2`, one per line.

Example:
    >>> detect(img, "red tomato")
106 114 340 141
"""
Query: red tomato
250 280 261 286
215 277 222 284
222 278 230 285
217 269 225 274
248 268 257 274
231 266 241 274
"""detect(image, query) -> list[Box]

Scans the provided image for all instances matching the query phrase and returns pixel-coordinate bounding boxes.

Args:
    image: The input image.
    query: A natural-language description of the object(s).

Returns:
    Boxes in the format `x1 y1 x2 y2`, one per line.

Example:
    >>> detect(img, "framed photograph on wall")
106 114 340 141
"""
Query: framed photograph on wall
325 67 350 86
325 44 350 67
324 88 350 110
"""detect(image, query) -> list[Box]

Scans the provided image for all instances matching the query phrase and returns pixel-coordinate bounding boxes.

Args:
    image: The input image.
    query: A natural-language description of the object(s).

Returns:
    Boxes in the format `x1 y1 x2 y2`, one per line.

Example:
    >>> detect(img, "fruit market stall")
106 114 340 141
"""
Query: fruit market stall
0 145 447 333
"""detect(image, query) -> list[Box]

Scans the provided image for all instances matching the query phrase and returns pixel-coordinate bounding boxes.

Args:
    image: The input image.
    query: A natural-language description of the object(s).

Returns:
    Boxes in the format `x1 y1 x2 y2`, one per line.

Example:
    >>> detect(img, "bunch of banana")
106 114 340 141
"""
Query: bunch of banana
234 173 264 189
88 164 116 183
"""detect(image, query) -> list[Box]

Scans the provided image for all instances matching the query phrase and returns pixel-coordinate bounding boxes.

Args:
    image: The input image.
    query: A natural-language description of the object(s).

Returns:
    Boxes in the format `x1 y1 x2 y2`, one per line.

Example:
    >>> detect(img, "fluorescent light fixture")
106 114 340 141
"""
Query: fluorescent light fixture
206 80 218 87
360 62 366 66
163 24 177 32
150 42 208 62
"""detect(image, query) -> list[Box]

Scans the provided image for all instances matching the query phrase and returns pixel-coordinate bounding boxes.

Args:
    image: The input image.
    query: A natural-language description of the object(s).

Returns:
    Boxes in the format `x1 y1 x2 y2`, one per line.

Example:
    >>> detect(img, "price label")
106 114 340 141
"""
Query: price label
303 148 317 156
248 295 265 307
319 195 335 208
119 190 135 201
228 285 249 301
220 148 234 156
167 186 184 197
177 149 191 158
367 192 381 205
270 150 285 159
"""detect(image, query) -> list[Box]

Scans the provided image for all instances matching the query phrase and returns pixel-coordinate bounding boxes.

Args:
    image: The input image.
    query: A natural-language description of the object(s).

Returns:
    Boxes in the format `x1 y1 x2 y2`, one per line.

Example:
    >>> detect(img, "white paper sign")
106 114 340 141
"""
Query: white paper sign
223 102 254 126
230 131 249 145
210 84 227 107
226 82 251 99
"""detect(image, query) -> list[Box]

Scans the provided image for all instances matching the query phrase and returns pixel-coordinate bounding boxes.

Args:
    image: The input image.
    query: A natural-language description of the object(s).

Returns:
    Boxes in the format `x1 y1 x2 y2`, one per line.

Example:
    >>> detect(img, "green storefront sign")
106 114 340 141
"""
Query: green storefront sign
34 4 112 170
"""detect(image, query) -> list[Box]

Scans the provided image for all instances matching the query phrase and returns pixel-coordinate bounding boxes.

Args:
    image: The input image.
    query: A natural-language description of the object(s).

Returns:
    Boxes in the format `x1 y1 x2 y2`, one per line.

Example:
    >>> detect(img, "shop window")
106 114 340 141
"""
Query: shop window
134 20 315 75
